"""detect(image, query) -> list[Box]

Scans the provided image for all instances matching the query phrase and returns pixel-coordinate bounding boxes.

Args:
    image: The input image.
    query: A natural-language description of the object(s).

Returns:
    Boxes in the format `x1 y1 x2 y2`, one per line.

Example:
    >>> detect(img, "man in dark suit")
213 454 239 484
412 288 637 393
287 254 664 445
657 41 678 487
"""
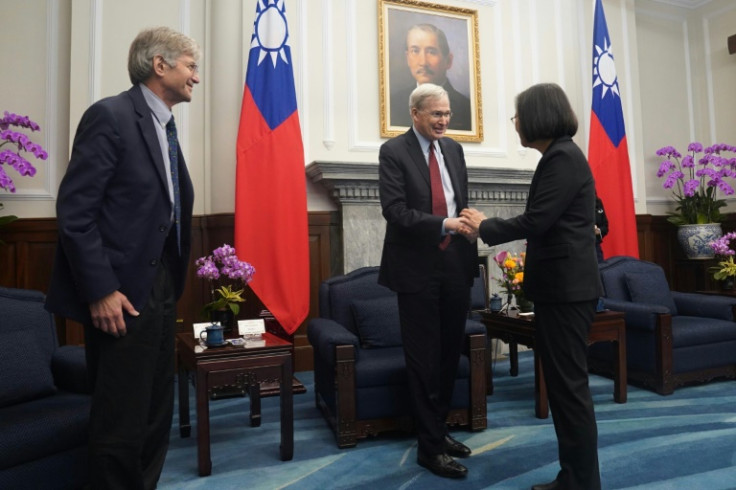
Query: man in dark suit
461 83 603 490
379 83 478 479
390 23 472 131
45 26 199 489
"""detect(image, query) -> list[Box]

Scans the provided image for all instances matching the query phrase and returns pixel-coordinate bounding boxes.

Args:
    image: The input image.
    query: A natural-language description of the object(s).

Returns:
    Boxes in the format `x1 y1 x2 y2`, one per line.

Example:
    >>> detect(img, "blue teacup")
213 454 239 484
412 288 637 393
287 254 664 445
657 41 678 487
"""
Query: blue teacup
199 324 225 346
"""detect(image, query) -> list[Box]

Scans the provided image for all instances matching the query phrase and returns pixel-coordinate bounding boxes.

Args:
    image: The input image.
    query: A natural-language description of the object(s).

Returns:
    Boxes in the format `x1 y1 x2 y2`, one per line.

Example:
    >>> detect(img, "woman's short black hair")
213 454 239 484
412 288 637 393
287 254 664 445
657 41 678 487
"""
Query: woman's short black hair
515 83 578 143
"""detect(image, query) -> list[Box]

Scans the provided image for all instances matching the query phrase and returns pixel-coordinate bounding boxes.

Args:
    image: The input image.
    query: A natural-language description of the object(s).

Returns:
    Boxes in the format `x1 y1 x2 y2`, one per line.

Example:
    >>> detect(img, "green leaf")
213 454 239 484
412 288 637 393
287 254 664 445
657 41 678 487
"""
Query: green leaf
0 215 18 226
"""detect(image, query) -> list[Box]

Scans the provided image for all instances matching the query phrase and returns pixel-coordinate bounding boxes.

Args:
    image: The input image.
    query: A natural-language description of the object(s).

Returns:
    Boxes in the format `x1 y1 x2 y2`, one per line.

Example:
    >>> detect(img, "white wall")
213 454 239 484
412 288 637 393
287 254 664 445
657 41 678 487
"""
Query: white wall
1 0 735 220
636 0 736 215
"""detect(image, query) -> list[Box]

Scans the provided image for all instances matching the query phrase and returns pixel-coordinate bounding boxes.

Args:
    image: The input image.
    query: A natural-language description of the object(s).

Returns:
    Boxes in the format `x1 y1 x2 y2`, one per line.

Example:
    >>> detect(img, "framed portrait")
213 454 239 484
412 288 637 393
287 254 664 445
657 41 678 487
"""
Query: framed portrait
379 0 482 142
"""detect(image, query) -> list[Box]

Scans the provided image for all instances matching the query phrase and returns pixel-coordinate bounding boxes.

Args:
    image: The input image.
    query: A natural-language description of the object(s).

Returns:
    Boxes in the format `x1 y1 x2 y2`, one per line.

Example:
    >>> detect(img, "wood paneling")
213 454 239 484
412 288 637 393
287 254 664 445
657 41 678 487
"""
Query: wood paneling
0 212 340 371
1 212 731 367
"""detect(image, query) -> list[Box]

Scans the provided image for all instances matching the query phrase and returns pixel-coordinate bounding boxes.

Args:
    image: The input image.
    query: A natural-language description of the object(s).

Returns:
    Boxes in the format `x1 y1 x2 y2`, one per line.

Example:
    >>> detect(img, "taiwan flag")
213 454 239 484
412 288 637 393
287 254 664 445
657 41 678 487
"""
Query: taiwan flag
234 0 309 335
588 0 639 258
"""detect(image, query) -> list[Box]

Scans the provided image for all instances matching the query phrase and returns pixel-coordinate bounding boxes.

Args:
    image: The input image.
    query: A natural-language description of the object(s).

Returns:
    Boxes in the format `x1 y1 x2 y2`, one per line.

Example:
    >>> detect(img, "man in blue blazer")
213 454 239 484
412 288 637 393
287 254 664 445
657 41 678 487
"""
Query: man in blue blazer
46 27 199 489
379 83 478 479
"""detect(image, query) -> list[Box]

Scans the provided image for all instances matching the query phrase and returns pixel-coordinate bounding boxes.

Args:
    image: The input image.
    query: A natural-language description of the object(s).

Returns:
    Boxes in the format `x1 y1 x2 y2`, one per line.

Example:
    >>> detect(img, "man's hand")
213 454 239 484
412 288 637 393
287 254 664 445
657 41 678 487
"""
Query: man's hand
445 216 478 243
90 291 139 337
459 208 487 233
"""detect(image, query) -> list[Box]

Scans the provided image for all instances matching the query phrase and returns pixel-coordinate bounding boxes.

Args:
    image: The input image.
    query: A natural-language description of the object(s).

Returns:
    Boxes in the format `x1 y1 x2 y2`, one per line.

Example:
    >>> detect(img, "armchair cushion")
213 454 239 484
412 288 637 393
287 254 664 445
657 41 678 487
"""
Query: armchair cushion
672 291 736 320
0 292 58 408
624 270 678 315
672 316 736 348
0 332 57 408
351 296 402 348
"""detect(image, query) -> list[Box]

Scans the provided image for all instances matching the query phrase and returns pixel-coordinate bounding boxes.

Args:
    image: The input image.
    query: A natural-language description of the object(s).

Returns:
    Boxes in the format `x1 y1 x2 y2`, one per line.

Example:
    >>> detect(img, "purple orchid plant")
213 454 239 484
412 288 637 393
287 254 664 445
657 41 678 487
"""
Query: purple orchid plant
195 243 255 318
709 232 736 281
0 111 48 228
655 142 736 226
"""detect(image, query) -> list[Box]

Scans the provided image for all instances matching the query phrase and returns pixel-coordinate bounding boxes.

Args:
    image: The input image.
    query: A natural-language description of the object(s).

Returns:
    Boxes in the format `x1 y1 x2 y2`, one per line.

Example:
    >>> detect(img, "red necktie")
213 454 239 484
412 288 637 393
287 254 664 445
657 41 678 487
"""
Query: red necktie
429 143 451 250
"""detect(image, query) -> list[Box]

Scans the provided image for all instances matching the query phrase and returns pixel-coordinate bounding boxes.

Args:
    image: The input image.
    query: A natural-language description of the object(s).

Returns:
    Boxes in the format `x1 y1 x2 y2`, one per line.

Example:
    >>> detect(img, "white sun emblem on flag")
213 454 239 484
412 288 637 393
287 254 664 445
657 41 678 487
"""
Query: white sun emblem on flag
251 0 290 68
592 37 620 99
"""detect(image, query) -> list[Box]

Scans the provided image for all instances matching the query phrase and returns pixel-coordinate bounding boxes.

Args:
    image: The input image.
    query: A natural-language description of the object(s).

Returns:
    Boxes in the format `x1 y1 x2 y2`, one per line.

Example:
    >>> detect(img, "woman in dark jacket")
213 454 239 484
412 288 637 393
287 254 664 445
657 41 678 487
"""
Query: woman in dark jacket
460 83 603 490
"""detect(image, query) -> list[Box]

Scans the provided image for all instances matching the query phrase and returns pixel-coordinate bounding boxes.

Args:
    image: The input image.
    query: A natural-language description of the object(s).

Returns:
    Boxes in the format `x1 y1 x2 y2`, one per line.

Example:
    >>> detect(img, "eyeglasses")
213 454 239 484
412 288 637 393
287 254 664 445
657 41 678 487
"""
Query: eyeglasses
182 62 199 74
510 115 518 123
422 111 453 120
162 56 199 75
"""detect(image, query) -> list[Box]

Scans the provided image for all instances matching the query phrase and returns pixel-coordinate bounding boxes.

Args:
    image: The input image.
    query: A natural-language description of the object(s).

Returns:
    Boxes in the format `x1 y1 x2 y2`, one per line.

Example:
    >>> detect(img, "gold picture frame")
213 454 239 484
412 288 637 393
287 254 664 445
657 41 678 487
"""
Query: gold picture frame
379 0 482 142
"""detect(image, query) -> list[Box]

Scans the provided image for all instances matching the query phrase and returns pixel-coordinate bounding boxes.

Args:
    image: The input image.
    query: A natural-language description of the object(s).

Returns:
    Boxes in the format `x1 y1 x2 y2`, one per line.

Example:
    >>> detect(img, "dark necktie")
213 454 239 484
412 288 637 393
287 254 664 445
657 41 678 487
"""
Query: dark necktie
428 143 451 250
166 117 181 255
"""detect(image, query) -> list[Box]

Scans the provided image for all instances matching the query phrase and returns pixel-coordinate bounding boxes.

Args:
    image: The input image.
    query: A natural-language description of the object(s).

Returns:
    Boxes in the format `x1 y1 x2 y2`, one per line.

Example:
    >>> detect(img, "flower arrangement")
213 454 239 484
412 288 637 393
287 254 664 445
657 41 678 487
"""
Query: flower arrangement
493 250 525 304
195 244 255 319
709 232 736 281
0 111 47 229
654 142 736 226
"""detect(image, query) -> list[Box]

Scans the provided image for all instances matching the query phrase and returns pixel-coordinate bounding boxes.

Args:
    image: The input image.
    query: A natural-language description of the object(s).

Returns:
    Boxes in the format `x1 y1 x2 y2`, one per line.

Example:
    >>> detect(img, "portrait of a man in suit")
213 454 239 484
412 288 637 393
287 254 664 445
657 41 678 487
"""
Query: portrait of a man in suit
390 24 471 132
380 0 481 142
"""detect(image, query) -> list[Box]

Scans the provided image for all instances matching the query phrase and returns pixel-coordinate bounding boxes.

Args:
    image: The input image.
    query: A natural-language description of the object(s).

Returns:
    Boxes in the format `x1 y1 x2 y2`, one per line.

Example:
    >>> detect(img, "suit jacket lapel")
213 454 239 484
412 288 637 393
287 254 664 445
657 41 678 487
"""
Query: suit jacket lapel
129 85 169 195
403 129 431 188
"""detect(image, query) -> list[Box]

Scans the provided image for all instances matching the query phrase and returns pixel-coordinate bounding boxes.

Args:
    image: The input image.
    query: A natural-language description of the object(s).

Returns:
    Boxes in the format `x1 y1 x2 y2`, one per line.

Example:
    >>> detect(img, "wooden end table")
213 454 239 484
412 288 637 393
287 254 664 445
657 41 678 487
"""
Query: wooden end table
480 310 627 419
176 331 294 476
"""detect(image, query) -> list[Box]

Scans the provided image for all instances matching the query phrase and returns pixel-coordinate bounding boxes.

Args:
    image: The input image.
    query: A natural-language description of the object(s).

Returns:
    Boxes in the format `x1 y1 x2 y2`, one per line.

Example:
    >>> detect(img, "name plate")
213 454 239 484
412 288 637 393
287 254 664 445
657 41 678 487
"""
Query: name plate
192 322 213 338
238 318 266 337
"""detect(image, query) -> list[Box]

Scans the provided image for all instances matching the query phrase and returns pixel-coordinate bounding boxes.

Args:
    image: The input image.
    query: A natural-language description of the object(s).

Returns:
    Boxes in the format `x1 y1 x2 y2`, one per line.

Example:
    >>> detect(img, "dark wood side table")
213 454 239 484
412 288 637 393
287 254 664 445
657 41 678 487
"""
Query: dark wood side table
479 310 627 419
176 332 294 476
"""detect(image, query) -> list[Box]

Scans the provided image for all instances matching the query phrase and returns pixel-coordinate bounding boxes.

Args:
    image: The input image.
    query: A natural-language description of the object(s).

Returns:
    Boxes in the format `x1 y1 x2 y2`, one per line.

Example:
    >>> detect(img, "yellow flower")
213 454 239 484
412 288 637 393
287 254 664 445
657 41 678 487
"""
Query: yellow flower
514 272 524 283
504 258 516 270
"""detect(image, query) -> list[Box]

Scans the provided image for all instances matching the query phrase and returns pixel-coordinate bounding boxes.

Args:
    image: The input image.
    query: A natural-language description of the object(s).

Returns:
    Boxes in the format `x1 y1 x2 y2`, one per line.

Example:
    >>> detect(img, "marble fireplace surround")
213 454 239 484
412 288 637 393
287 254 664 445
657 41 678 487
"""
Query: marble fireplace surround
307 161 533 282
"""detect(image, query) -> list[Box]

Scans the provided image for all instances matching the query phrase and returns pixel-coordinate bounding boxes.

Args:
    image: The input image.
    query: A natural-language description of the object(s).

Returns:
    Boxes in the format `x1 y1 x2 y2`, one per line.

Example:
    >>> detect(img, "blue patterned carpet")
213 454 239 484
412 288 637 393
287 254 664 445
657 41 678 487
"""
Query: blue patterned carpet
159 351 736 489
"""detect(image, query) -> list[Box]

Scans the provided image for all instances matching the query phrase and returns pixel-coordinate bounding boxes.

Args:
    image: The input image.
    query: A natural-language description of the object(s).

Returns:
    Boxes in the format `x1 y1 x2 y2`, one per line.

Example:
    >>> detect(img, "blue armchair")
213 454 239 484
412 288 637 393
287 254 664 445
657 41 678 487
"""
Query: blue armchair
0 287 90 490
591 256 736 394
307 266 487 448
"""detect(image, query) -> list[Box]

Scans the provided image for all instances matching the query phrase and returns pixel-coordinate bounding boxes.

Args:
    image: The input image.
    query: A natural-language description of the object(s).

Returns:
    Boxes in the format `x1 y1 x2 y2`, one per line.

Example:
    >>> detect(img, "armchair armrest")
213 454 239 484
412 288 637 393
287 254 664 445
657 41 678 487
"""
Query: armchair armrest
601 298 670 332
465 319 487 337
672 292 736 320
51 345 90 394
307 318 360 365
463 319 487 355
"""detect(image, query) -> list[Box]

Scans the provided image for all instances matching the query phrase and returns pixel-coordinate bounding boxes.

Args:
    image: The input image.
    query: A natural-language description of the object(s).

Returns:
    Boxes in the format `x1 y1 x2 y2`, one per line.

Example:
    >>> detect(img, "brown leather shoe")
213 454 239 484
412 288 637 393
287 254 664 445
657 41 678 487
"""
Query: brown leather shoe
417 452 468 479
444 434 472 458
531 480 560 490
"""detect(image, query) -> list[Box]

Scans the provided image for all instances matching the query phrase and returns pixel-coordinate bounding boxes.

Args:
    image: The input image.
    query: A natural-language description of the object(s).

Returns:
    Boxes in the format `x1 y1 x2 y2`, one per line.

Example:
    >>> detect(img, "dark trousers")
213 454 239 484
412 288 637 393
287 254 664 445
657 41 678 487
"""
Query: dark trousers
84 260 177 490
397 239 470 456
534 300 601 490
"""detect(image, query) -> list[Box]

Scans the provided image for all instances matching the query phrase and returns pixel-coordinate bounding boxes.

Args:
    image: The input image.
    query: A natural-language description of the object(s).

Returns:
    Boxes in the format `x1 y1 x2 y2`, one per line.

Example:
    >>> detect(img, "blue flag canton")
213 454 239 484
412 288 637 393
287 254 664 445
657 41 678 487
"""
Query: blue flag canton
245 1 298 130
591 0 626 147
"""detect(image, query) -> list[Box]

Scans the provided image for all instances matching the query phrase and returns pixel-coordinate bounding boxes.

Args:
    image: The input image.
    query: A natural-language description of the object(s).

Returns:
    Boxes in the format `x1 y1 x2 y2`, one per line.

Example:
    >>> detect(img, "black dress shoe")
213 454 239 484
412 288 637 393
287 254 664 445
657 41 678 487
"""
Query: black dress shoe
531 480 560 490
417 452 468 479
444 434 472 458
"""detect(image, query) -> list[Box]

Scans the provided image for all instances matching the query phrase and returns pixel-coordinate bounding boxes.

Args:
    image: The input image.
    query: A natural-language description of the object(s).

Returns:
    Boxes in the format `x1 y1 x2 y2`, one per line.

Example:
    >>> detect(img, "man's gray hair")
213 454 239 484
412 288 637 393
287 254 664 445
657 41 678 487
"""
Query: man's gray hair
409 83 449 112
128 26 201 85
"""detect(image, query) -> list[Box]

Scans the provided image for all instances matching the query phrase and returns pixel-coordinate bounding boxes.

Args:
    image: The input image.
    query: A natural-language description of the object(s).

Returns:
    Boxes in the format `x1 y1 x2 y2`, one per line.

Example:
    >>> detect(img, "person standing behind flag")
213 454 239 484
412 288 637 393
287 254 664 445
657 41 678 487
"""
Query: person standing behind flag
461 83 603 490
379 83 478 479
45 26 199 489
595 194 609 262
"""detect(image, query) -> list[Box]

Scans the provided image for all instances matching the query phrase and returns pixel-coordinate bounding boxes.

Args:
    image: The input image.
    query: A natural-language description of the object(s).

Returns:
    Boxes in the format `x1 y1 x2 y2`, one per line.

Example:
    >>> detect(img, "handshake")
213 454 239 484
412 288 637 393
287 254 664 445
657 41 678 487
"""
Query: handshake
447 208 488 242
